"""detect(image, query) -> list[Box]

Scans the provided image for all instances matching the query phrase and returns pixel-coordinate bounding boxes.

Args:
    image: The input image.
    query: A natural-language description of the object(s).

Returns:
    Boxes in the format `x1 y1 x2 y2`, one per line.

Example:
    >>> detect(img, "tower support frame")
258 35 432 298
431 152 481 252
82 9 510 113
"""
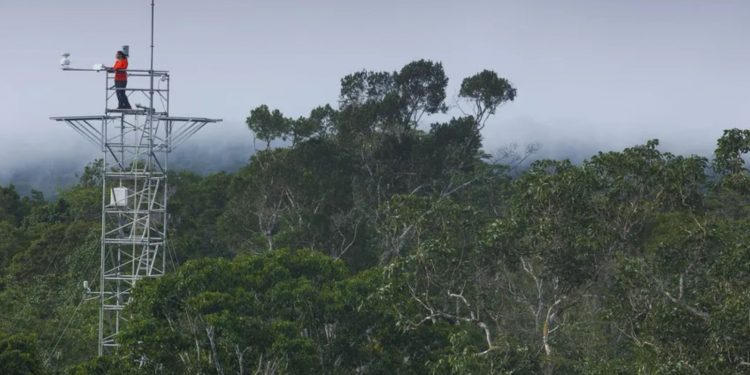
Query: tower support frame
52 66 220 355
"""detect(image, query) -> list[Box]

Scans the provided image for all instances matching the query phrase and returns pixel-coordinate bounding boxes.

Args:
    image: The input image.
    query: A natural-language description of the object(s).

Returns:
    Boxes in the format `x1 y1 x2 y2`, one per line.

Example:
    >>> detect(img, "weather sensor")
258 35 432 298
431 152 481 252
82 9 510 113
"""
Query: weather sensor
60 53 71 69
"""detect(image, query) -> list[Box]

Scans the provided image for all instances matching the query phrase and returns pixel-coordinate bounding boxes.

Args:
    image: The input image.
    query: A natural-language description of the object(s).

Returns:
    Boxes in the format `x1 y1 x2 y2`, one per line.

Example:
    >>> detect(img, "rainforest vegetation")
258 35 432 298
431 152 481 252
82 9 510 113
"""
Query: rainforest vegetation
2 60 750 374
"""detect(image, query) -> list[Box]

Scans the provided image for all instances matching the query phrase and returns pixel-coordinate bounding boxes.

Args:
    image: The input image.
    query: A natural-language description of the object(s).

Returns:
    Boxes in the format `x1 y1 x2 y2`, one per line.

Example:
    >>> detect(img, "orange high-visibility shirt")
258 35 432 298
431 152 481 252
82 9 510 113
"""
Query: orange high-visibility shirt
113 59 128 81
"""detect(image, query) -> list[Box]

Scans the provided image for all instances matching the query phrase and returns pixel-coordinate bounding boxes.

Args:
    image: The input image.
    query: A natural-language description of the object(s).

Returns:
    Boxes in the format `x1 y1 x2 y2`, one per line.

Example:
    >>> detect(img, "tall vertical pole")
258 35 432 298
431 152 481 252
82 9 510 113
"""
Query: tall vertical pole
147 1 156 291
150 0 155 113
98 159 106 357
149 0 155 164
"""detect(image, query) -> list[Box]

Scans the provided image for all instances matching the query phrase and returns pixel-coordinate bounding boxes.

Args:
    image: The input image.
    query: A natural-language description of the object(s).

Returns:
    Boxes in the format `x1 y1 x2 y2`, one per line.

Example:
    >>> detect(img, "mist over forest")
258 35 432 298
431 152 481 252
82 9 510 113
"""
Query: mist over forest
0 141 252 198
0 121 714 199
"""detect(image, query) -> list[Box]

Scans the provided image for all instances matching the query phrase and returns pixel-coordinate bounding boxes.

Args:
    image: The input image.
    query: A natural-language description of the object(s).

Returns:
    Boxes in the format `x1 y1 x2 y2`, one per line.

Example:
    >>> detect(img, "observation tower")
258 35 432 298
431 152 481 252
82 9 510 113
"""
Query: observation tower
50 1 221 355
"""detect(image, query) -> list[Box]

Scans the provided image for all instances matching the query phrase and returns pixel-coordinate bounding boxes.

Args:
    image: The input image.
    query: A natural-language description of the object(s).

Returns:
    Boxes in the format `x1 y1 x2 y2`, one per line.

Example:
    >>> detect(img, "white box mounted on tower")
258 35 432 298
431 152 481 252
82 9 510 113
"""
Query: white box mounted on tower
110 187 129 207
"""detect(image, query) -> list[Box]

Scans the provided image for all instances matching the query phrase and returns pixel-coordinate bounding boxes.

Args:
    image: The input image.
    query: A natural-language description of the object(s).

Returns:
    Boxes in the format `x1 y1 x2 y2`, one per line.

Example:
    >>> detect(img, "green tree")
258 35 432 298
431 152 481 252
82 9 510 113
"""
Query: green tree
0 331 45 375
0 185 26 227
714 128 750 175
122 249 348 373
169 171 233 261
459 70 516 128
246 104 293 148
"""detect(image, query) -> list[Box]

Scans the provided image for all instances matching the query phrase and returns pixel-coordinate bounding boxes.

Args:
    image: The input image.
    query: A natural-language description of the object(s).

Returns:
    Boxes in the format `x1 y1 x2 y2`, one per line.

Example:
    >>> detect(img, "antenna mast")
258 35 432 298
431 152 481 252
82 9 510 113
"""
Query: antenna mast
149 0 155 124
51 0 221 356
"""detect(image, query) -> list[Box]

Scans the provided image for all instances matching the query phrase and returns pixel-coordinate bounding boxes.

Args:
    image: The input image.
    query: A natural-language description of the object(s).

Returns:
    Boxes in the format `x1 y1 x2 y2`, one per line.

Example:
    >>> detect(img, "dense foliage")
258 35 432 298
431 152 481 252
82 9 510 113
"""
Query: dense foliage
1 60 750 374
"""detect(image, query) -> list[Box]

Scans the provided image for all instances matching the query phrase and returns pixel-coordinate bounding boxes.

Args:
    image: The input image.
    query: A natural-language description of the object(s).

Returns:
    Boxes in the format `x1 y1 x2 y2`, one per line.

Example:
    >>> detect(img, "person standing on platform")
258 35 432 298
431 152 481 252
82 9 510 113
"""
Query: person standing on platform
110 50 131 109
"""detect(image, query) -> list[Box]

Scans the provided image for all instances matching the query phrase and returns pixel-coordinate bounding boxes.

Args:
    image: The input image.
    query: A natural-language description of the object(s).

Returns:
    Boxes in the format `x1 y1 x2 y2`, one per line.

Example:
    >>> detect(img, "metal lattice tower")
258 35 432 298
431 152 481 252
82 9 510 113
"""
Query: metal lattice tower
50 1 220 355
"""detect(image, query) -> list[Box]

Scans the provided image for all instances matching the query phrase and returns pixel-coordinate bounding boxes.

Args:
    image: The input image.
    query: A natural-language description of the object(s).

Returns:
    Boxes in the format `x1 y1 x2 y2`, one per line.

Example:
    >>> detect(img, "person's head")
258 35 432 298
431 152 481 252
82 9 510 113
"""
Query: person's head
116 51 126 60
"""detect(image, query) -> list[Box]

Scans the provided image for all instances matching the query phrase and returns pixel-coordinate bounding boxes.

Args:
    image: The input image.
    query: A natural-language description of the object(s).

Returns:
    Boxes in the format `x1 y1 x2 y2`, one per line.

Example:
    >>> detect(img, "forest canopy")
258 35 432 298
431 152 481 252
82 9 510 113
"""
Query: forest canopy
2 60 750 374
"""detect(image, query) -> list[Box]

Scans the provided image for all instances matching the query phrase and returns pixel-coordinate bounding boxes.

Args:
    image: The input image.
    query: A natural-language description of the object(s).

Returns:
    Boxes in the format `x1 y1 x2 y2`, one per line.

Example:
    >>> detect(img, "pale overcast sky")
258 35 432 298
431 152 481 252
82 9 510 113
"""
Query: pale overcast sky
0 0 748 173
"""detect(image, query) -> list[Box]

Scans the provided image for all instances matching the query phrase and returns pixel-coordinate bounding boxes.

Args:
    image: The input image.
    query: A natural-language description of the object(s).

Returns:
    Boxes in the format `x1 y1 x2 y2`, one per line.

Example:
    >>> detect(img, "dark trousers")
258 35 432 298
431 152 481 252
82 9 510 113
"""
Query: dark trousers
114 80 131 109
